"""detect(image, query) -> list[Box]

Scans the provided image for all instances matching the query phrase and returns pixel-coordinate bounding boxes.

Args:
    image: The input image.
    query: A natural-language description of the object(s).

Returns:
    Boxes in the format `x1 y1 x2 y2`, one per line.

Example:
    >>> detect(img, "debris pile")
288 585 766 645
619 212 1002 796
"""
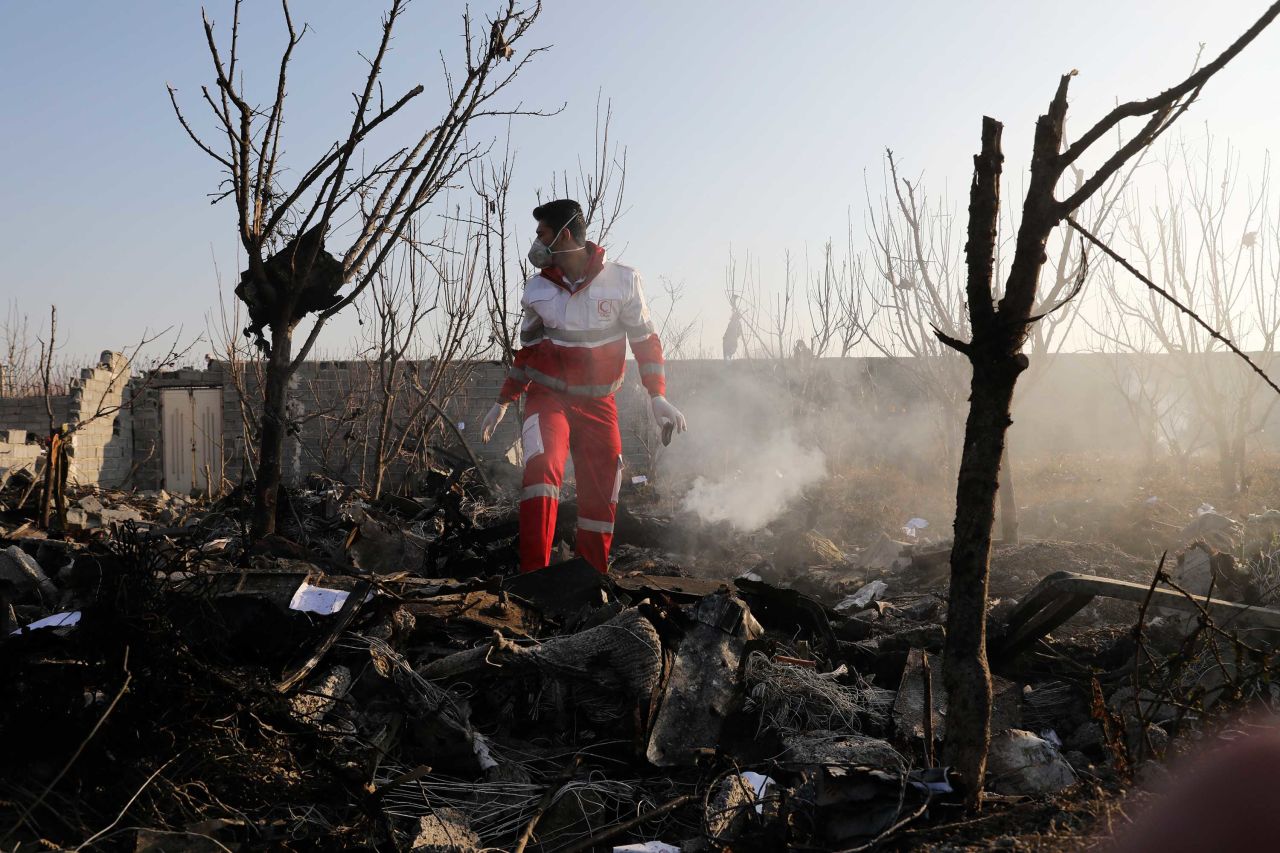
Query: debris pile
3 461 1280 850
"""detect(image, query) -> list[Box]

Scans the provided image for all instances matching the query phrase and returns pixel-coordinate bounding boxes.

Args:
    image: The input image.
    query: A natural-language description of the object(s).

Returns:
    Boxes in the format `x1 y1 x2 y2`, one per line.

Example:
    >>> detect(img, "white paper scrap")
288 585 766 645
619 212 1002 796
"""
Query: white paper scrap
289 582 357 615
11 611 81 635
631 475 649 485
613 843 681 853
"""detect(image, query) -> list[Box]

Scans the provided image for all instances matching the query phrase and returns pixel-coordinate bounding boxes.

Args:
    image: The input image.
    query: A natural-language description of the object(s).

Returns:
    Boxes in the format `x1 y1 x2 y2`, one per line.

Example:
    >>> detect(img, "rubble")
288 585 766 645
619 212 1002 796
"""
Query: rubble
3 458 1280 850
986 729 1079 796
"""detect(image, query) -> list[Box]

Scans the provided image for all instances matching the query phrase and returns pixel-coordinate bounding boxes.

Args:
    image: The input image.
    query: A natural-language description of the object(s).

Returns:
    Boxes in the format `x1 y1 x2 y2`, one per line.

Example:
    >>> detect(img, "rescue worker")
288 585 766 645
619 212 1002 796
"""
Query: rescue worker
480 199 687 573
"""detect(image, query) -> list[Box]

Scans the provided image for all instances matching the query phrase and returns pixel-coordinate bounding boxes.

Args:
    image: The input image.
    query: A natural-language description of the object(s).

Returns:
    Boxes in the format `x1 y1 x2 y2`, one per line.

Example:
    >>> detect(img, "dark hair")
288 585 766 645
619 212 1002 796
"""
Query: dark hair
533 199 586 245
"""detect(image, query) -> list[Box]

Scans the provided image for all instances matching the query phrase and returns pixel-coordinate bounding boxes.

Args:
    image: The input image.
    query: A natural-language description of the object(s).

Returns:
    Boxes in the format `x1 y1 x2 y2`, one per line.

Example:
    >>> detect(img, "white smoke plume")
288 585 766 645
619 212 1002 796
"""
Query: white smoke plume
679 429 826 531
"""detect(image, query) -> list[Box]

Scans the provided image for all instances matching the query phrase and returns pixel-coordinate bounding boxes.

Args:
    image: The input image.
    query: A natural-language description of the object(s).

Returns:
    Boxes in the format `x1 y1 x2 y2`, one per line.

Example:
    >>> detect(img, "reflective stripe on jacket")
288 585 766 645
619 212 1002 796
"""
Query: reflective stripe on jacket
498 242 666 402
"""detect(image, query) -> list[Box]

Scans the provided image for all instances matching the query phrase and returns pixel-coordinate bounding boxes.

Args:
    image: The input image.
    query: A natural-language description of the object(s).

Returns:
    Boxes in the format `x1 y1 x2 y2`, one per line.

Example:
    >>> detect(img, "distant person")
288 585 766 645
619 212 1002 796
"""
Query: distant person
480 199 686 573
723 300 743 360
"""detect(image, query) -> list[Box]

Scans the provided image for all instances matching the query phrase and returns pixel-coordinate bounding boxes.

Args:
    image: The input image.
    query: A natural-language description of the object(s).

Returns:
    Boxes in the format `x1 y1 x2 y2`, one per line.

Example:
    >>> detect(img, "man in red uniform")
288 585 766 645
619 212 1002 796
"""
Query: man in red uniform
481 199 686 573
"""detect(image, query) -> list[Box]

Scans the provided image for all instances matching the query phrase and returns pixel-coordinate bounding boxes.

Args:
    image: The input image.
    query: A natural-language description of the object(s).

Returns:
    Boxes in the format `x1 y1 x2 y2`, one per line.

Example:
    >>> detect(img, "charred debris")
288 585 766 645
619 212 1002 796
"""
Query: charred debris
3 454 1280 852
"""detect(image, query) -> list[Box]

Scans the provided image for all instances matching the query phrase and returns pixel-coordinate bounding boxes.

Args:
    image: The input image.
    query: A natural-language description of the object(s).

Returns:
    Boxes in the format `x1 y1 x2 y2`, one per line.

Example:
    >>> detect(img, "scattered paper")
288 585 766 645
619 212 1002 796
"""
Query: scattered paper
289 582 366 615
631 475 649 485
11 611 81 635
1197 502 1216 516
457 421 466 431
614 843 681 853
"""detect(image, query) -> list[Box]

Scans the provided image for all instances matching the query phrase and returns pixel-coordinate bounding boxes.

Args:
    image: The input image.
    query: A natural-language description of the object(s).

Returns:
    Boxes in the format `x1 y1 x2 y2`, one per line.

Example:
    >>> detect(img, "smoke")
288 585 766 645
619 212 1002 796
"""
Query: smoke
680 429 826 531
647 365 834 531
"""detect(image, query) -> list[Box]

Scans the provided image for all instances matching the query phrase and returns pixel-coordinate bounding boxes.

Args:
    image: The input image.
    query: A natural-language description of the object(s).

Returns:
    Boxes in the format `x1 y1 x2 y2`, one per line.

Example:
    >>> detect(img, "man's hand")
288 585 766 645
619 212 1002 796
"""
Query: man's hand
650 395 687 434
481 402 509 443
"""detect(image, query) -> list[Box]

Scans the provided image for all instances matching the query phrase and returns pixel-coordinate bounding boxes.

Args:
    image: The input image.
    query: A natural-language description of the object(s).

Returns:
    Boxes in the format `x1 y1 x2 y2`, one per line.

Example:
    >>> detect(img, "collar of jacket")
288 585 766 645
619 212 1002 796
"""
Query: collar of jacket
539 242 606 293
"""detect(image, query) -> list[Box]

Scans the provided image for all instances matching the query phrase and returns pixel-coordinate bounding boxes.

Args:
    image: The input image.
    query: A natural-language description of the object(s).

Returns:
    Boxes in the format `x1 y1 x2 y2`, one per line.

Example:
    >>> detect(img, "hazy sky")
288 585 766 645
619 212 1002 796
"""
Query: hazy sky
4 1 1280 363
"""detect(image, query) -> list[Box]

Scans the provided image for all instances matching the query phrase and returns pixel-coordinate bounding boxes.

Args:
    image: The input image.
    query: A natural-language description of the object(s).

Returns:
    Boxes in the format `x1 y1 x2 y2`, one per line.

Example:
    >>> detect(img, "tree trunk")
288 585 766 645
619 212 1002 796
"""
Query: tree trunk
942 353 1025 798
372 382 396 500
1216 436 1237 498
943 104 1062 805
40 433 60 529
998 445 1018 545
251 322 294 539
939 7 1280 804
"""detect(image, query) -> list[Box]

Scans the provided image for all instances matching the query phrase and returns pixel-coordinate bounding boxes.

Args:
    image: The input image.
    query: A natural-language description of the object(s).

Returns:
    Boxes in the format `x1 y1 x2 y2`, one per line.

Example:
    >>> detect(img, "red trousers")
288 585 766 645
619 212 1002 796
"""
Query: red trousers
519 385 623 573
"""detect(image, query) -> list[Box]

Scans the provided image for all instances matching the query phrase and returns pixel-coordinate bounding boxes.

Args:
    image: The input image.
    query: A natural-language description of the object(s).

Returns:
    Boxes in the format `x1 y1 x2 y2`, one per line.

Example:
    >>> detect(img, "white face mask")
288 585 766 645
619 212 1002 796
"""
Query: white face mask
528 213 583 268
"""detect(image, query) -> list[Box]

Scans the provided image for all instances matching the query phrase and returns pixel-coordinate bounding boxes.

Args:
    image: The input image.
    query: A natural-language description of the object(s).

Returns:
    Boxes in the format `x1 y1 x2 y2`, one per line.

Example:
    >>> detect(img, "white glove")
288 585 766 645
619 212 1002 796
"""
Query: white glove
649 395 687 433
481 402 508 443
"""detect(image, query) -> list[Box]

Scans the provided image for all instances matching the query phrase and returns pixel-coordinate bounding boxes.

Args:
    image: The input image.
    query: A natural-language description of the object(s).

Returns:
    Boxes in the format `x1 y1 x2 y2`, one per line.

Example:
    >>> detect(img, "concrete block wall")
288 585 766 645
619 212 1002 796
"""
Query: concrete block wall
268 359 491 492
0 394 71 436
0 430 41 475
0 351 131 487
15 349 1280 497
66 352 133 487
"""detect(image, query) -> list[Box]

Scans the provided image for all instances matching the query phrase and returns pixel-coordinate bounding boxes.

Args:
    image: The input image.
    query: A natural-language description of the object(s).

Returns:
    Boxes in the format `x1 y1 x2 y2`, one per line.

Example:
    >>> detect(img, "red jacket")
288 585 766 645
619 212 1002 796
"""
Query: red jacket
498 243 666 402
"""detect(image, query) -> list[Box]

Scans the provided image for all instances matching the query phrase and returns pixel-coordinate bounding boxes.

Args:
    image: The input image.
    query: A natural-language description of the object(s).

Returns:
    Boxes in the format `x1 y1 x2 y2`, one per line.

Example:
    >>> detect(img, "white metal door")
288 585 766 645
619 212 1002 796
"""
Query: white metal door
162 388 223 495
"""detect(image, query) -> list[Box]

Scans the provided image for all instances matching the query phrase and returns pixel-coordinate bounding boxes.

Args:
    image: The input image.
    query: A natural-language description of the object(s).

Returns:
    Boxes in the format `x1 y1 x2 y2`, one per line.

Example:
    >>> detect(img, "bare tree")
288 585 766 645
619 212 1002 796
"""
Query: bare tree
857 152 972 471
365 214 489 497
474 131 523 366
171 0 547 537
1095 135 1280 495
208 257 267 487
1096 315 1205 465
653 276 701 360
1 302 73 398
543 95 630 247
938 5 1280 803
805 234 872 360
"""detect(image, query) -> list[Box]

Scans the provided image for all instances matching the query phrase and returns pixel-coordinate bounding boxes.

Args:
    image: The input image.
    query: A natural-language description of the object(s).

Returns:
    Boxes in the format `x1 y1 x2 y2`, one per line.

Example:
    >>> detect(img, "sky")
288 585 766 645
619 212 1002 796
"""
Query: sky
4 1 1280 364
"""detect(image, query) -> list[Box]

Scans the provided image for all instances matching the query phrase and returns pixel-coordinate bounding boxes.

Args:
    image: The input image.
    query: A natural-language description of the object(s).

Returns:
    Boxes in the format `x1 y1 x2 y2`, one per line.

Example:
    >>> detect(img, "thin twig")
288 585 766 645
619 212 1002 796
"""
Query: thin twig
1068 215 1280 398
